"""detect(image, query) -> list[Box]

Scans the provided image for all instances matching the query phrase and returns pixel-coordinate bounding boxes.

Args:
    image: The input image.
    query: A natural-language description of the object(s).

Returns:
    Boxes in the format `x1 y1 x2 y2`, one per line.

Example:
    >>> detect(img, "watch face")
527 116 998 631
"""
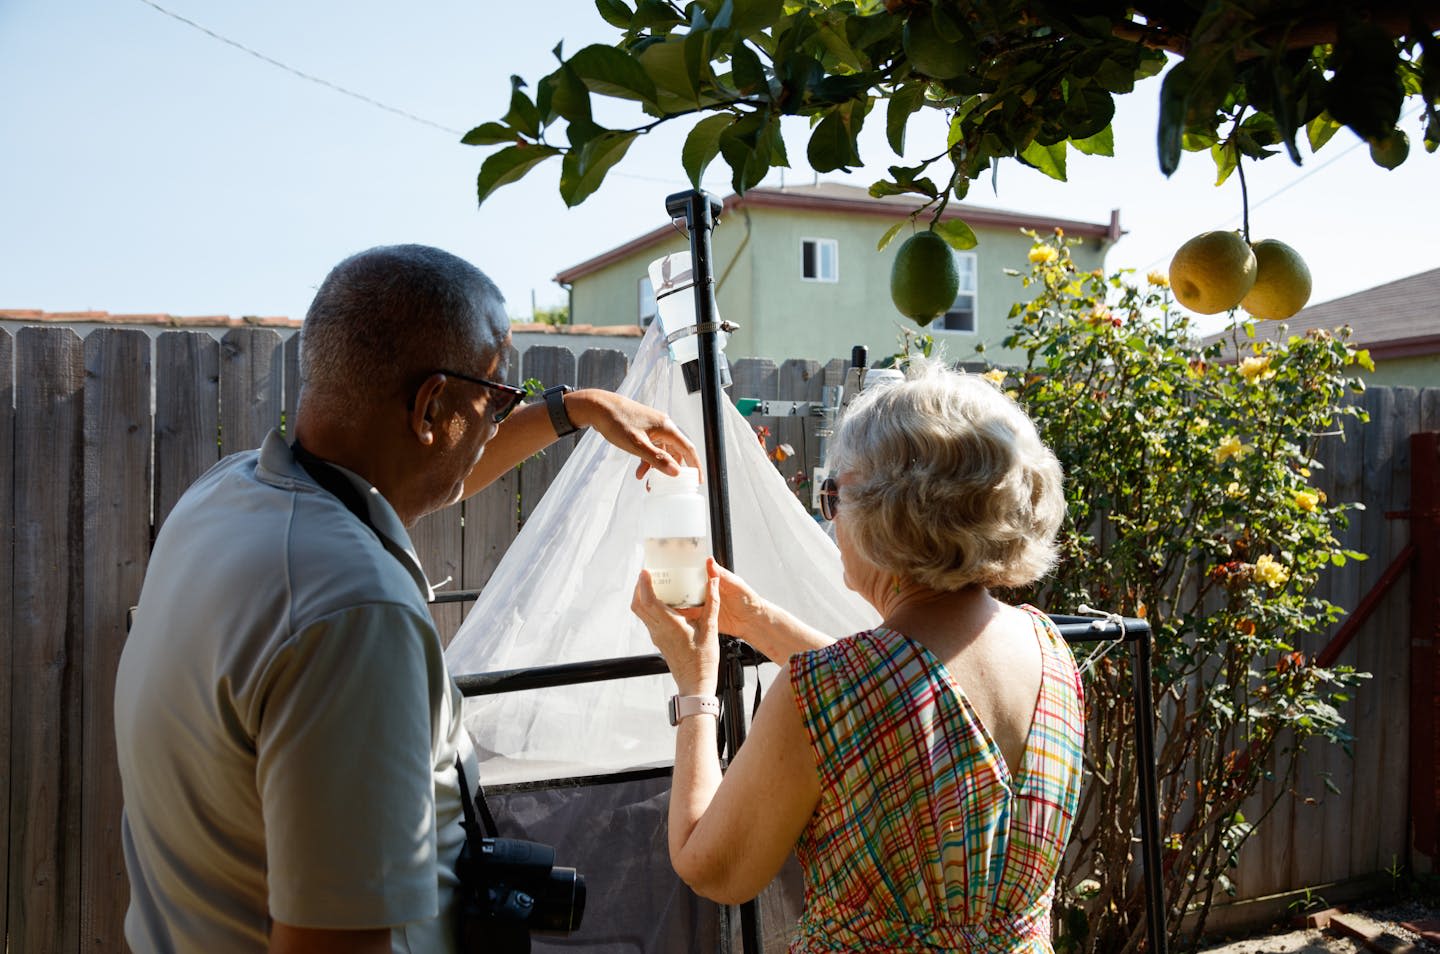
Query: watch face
667 696 680 726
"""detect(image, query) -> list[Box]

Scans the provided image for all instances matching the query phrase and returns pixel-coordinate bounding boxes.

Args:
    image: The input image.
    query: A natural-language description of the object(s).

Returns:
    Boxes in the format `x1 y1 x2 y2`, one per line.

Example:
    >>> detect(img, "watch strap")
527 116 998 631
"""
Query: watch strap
543 384 578 437
668 694 720 726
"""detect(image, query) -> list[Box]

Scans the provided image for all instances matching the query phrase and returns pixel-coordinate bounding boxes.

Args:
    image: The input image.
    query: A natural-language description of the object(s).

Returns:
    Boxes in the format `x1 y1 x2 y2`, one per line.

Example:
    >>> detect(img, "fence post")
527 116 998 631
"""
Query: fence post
1410 431 1440 869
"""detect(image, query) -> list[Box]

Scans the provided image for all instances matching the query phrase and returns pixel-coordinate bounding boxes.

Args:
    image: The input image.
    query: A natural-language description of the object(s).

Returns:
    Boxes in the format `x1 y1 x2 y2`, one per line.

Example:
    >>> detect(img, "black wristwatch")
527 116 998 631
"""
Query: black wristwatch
542 384 579 437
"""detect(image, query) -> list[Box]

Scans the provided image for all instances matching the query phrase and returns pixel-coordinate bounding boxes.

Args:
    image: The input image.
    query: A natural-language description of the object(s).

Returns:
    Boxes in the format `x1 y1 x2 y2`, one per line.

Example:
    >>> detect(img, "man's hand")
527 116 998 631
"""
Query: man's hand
269 923 391 954
567 389 699 479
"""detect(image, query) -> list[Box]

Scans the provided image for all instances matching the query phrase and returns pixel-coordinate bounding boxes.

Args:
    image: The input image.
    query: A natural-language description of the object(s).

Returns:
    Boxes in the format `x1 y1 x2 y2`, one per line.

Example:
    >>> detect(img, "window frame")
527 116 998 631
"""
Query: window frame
935 250 979 335
637 275 657 328
799 237 839 283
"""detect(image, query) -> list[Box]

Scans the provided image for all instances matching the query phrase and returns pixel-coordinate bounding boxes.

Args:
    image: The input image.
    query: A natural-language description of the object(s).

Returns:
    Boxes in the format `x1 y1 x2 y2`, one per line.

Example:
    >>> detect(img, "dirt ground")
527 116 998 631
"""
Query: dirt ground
1198 899 1440 954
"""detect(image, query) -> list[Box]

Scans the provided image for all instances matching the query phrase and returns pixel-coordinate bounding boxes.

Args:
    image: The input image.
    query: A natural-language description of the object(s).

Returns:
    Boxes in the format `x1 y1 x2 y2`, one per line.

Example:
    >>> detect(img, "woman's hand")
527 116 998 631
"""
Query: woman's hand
568 389 699 479
632 568 720 697
704 559 768 643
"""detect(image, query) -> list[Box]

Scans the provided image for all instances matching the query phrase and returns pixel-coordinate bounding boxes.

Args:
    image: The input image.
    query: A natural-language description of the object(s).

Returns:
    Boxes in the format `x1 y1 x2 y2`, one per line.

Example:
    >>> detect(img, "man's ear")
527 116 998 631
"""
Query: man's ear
409 373 447 447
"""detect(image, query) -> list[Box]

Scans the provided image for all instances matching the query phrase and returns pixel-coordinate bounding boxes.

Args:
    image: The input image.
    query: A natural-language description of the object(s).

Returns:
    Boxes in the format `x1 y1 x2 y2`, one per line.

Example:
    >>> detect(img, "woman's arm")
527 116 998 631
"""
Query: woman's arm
707 560 835 659
632 570 821 904
462 388 698 497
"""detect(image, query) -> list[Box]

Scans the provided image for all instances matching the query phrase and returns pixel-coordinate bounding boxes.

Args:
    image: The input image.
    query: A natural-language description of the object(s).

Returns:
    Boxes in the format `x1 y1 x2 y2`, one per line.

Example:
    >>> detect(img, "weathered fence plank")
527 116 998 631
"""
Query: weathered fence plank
519 347 579 527
454 349 523 647
80 330 152 949
155 332 220 530
284 331 301 438
9 328 85 954
0 329 13 943
774 359 821 505
218 328 285 456
1375 388 1420 873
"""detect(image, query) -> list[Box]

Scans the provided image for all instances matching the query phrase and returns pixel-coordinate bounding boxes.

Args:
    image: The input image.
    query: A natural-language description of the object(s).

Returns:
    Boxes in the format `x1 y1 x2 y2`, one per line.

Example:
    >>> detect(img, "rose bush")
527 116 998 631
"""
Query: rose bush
991 235 1371 953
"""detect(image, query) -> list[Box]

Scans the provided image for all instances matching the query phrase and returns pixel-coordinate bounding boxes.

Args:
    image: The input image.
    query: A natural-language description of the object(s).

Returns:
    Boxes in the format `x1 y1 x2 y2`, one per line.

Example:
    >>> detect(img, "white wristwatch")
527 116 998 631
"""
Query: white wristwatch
668 694 720 726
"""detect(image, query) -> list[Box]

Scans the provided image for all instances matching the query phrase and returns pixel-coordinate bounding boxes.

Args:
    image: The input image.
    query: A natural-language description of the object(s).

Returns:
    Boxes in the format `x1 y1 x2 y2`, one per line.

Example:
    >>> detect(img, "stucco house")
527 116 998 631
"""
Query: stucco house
1200 267 1440 387
553 182 1122 364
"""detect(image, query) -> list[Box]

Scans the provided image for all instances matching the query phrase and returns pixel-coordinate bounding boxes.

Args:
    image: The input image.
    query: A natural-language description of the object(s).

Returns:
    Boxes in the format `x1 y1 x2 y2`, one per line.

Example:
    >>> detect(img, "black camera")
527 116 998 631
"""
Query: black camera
457 836 586 953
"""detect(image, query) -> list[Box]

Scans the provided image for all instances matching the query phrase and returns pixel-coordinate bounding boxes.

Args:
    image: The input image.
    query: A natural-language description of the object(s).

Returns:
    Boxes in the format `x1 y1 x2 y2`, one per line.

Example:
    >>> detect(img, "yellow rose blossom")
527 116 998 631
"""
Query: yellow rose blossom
1028 245 1059 265
1225 482 1243 498
981 368 1007 385
1215 435 1250 463
1147 271 1170 288
1191 417 1210 432
1293 490 1319 511
1253 554 1290 588
1239 355 1275 383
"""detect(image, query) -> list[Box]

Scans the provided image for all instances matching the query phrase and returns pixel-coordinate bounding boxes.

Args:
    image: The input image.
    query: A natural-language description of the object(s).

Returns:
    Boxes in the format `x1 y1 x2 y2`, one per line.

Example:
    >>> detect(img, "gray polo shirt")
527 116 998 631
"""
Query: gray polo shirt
115 430 474 953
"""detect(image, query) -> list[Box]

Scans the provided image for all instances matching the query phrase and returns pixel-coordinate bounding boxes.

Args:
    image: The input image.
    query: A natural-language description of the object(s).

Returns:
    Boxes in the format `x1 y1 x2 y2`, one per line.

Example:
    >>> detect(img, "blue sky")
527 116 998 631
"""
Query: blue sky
2 0 1437 336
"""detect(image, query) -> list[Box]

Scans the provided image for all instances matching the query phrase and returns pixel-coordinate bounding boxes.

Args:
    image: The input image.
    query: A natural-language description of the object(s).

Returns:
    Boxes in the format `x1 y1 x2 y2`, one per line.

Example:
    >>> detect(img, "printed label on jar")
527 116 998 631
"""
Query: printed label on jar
644 537 707 606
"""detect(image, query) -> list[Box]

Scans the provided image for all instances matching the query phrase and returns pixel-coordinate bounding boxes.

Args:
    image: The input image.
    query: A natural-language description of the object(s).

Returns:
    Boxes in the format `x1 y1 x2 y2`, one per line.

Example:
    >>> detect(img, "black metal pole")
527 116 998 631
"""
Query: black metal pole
665 188 761 954
1132 631 1169 954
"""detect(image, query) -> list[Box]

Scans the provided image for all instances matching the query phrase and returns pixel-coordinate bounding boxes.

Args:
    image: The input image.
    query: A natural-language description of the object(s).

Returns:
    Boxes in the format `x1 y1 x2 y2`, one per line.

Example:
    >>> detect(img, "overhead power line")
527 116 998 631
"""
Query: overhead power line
133 0 696 188
136 0 461 135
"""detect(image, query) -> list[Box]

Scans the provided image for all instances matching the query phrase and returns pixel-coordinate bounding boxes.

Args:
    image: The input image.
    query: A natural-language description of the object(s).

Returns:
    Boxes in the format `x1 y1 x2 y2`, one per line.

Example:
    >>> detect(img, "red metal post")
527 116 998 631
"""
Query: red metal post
1411 432 1440 864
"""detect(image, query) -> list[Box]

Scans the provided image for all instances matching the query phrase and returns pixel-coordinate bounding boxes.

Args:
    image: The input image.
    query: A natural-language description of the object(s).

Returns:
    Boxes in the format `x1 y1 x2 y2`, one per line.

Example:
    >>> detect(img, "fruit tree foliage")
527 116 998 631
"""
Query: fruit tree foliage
465 0 1439 221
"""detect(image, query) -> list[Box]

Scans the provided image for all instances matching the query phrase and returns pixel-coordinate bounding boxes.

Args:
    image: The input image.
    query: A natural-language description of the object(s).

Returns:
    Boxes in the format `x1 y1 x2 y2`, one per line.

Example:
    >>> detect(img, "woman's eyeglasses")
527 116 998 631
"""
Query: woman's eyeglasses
818 476 840 521
432 369 527 423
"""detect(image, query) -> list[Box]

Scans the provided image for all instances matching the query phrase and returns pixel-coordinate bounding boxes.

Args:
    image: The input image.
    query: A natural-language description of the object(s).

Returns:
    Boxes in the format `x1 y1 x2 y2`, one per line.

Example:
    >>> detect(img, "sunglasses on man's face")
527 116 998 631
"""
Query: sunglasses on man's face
819 476 840 521
431 369 527 423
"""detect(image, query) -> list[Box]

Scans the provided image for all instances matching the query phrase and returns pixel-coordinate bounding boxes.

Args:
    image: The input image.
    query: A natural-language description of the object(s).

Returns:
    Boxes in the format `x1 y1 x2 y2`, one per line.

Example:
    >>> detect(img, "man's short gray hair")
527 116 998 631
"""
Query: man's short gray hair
826 359 1064 591
299 245 508 411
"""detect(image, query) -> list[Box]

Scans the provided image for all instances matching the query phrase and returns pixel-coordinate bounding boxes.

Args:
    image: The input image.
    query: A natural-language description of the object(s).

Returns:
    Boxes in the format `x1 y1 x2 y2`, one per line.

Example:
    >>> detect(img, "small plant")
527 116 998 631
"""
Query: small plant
1287 886 1328 918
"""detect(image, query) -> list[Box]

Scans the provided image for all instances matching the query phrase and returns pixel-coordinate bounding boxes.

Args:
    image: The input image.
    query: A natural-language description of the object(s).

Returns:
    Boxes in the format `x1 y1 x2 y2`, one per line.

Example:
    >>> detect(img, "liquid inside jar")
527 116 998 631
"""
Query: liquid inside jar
643 536 707 607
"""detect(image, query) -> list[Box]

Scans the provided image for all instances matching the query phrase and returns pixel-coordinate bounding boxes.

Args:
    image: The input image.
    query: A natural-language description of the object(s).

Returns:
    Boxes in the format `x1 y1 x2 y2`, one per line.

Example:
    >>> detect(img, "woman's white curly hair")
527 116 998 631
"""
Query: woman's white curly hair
825 358 1065 591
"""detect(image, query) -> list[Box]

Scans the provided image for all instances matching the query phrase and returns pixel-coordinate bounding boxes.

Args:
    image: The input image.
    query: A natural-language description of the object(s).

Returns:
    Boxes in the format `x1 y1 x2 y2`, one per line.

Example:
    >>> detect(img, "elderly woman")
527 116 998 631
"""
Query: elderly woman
631 360 1085 953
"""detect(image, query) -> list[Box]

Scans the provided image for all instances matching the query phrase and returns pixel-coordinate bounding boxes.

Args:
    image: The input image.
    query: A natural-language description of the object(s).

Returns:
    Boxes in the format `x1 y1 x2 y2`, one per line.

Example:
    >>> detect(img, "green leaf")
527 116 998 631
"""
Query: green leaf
476 144 561 205
1018 139 1068 180
460 122 515 146
729 42 767 95
730 0 783 35
568 45 658 105
594 0 633 30
807 103 864 173
504 76 541 138
718 111 770 193
876 219 908 252
559 131 638 207
1306 112 1342 152
934 217 978 250
632 0 684 31
1071 124 1114 157
886 84 926 156
1211 141 1238 186
538 65 593 124
638 36 698 111
682 113 734 188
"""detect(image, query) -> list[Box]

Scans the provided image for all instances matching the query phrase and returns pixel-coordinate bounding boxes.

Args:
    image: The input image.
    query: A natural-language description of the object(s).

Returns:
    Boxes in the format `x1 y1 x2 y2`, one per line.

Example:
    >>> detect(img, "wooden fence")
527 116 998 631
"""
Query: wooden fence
1 325 1435 950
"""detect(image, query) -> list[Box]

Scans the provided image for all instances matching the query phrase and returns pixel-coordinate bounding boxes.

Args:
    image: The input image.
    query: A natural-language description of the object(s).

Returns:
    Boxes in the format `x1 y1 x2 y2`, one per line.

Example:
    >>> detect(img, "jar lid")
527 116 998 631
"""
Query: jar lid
647 466 700 494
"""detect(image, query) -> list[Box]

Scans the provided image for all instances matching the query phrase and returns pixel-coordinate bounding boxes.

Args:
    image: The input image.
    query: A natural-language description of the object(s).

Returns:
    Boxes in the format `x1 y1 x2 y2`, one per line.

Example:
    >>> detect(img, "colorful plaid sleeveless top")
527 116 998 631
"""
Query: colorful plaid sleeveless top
786 606 1085 953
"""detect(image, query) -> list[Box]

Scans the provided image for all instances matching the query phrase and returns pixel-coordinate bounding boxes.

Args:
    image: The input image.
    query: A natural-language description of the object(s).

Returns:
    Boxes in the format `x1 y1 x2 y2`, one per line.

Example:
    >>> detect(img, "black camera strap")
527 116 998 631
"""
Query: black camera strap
454 756 500 841
290 441 504 845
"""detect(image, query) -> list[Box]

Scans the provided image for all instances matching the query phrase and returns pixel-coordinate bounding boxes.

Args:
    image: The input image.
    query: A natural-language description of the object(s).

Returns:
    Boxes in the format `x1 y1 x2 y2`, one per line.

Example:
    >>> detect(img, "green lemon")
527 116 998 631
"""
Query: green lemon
891 230 960 325
1368 129 1409 170
1167 230 1257 315
902 15 971 81
1241 239 1312 320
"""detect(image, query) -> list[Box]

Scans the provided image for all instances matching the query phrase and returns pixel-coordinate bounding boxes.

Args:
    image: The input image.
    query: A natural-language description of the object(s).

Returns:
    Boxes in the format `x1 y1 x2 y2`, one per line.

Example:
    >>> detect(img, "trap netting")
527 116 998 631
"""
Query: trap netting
444 317 878 785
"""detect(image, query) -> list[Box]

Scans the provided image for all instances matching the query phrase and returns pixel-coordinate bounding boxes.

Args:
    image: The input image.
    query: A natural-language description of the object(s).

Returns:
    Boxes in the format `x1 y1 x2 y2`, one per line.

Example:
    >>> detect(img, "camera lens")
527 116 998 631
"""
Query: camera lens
530 868 586 933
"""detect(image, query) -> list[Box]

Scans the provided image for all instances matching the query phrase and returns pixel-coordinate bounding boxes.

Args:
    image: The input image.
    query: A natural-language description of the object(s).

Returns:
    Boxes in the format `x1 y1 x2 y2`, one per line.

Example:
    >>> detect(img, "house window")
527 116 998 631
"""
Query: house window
937 252 978 333
801 238 838 282
638 276 657 328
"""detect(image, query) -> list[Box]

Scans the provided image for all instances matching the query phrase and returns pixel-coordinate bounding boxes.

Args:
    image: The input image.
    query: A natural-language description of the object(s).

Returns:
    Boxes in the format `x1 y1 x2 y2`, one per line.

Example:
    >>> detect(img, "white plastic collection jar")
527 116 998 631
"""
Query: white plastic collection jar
641 466 710 607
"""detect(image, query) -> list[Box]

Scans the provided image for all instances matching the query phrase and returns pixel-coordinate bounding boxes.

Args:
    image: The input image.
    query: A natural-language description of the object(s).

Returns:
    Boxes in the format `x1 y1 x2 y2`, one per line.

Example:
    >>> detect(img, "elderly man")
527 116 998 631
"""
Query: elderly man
115 245 696 954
